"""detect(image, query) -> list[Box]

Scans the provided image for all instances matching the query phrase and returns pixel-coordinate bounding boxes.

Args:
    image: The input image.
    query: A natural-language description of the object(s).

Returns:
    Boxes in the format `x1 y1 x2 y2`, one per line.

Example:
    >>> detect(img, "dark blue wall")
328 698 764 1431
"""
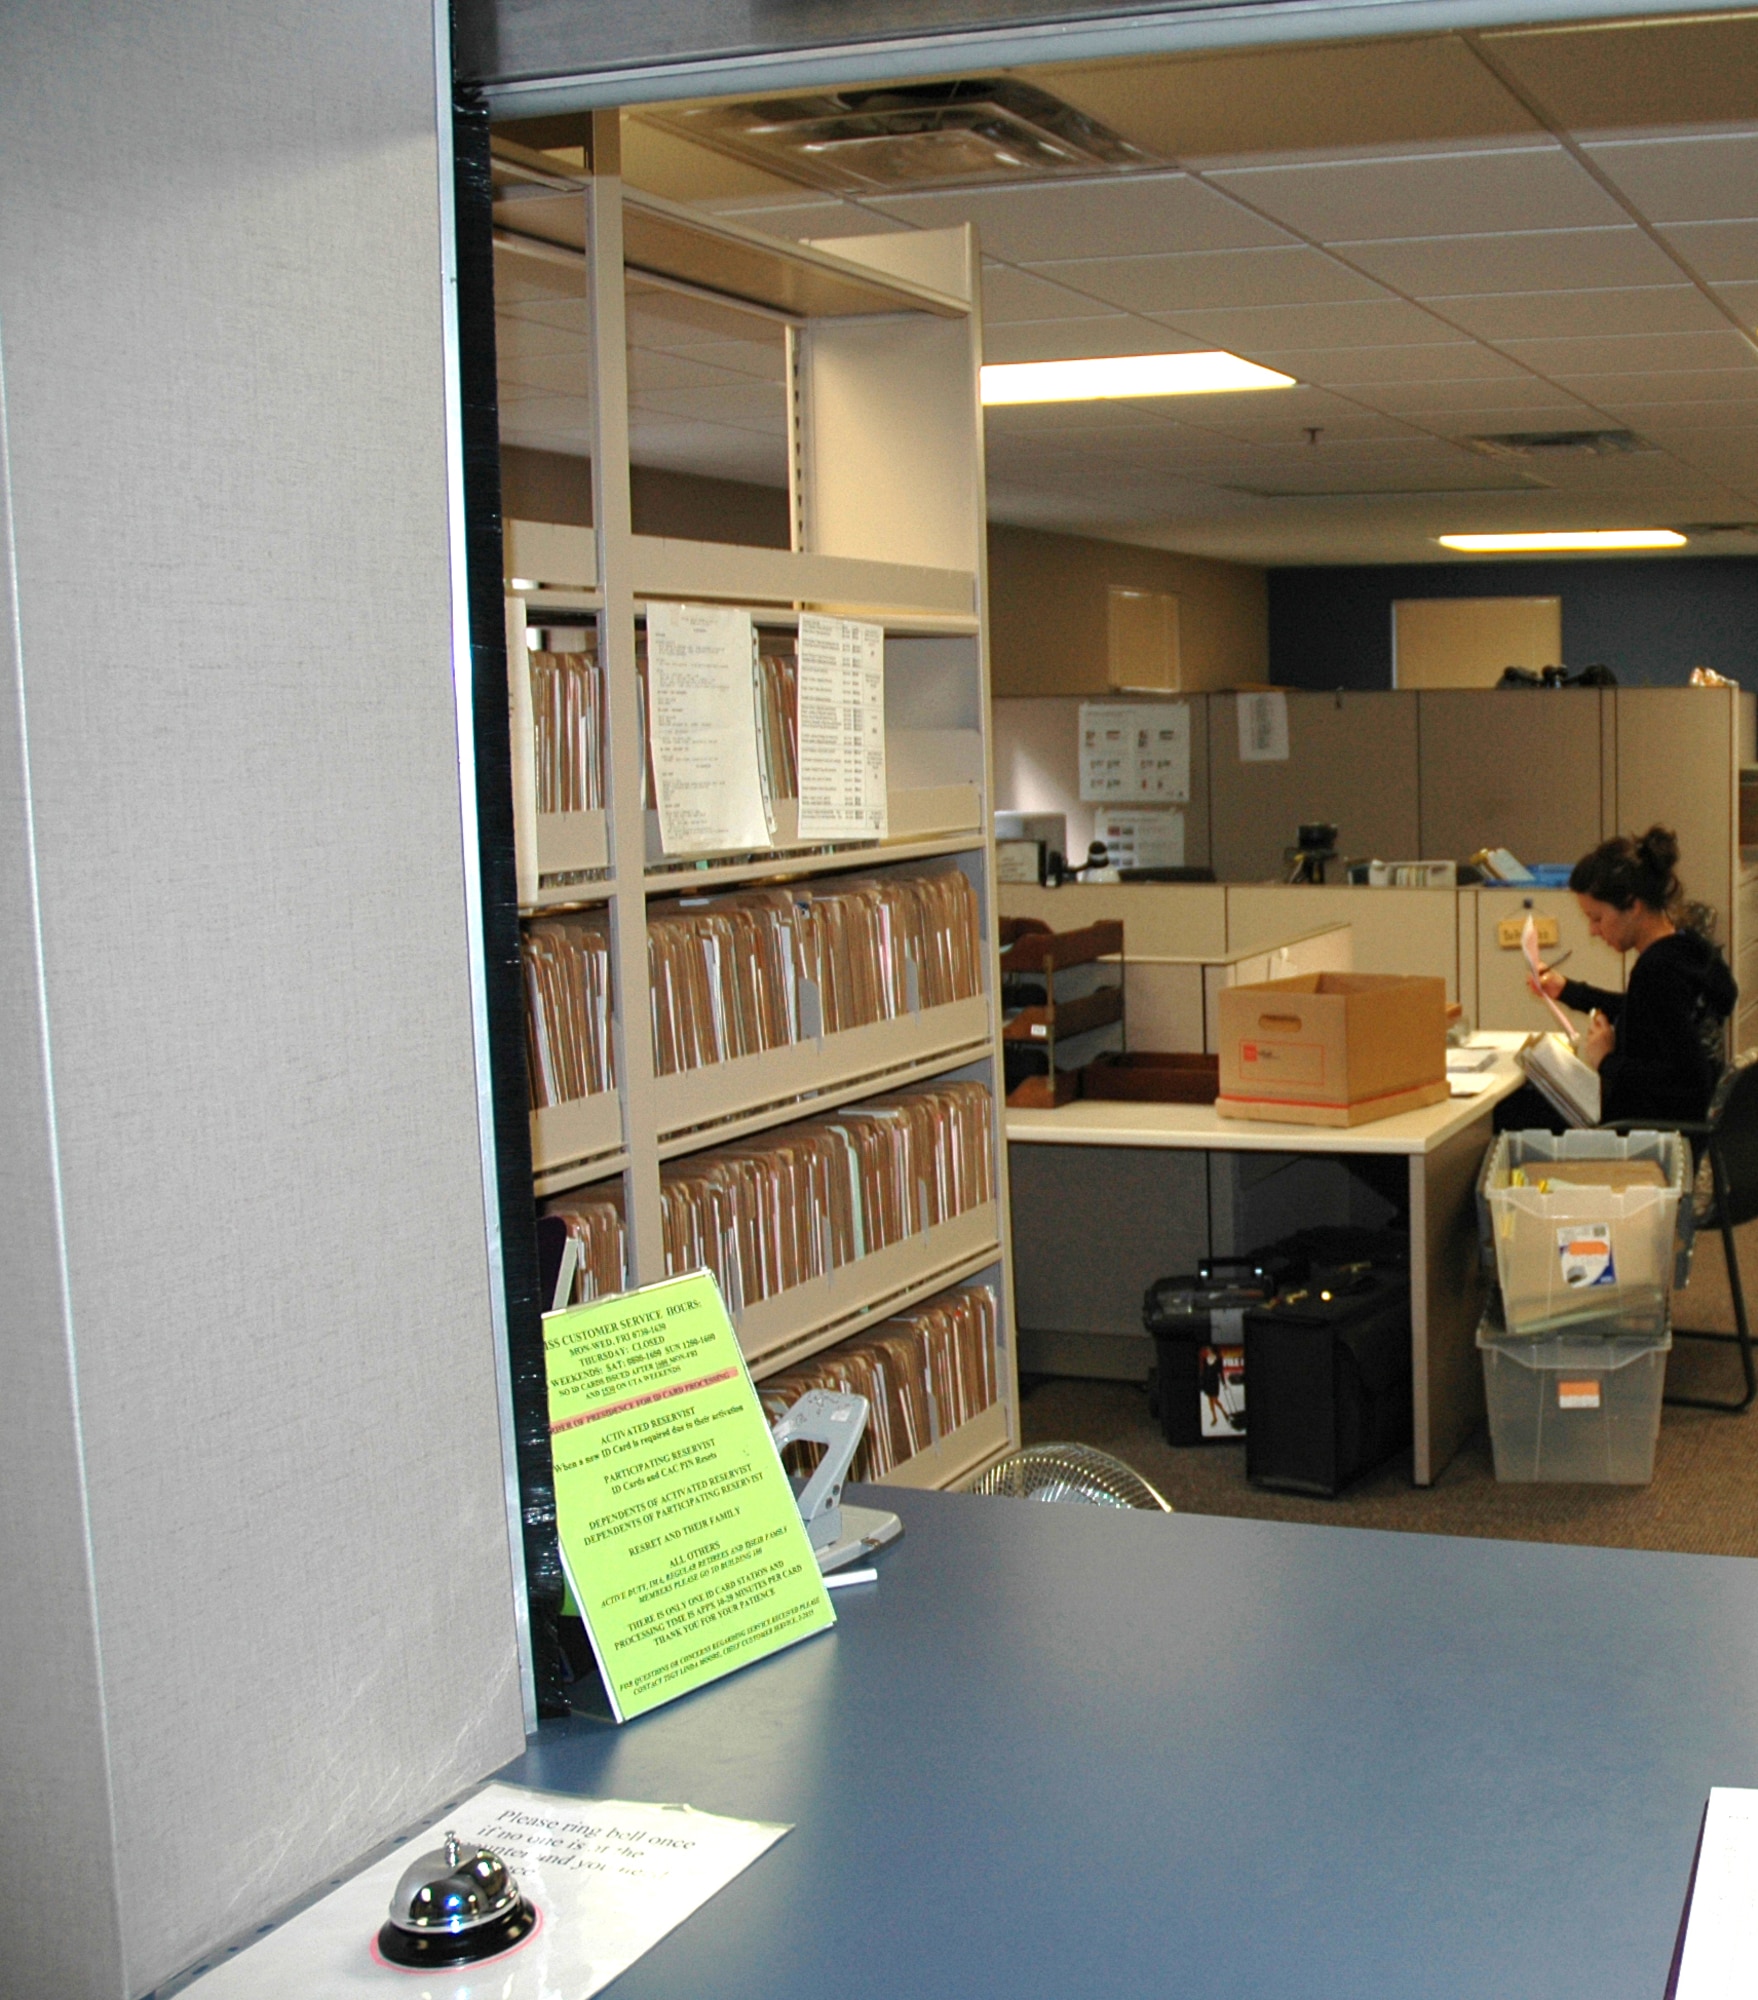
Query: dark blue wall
1267 555 1758 692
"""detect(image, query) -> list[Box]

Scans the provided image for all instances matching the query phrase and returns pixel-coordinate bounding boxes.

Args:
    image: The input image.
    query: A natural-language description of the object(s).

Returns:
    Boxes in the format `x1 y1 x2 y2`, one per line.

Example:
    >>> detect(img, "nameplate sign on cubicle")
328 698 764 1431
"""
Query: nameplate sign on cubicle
544 1270 835 1722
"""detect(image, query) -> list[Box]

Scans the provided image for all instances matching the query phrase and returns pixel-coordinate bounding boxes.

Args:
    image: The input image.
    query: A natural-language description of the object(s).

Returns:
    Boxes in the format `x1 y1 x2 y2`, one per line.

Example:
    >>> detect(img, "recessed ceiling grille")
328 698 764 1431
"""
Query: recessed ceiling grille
1461 429 1654 459
653 81 1156 193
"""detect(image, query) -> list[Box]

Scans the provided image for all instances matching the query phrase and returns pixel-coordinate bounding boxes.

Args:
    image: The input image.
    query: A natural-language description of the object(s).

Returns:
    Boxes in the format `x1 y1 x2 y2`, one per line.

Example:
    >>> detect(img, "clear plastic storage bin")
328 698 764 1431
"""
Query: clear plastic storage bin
1477 1296 1670 1484
1477 1128 1691 1337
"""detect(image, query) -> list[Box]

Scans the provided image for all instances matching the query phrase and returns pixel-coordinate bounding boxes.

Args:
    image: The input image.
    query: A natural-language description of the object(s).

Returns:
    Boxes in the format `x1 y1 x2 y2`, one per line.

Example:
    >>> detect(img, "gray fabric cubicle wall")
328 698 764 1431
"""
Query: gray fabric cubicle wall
0 4 525 1995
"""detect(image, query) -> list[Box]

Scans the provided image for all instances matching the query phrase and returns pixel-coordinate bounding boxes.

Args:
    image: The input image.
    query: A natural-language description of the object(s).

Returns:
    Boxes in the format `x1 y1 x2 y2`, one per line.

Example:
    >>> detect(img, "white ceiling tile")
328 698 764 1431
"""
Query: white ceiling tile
1330 226 1683 296
1205 145 1627 244
699 196 894 239
632 382 788 431
1656 221 1758 283
1404 405 1617 436
498 296 591 335
1540 374 1758 409
1349 375 1594 413
1428 286 1726 341
1238 341 1531 387
1151 297 1461 351
981 317 1203 363
1017 245 1384 313
677 338 788 383
980 265 1121 324
1497 328 1758 376
859 173 1292 261
499 397 594 441
984 398 1176 435
498 351 592 397
1581 133 1758 224
1709 281 1758 328
626 349 755 393
495 314 589 361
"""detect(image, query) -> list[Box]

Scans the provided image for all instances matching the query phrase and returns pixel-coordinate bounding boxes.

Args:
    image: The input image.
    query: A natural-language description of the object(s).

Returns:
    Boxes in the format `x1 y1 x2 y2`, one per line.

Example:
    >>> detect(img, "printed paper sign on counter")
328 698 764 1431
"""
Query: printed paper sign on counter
544 1269 834 1721
182 1783 788 1999
796 613 888 839
647 601 772 855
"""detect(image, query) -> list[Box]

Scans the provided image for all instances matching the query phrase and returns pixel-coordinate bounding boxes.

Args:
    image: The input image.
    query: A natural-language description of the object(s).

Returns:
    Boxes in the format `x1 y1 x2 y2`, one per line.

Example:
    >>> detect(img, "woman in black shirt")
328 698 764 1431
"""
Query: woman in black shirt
1531 826 1736 1124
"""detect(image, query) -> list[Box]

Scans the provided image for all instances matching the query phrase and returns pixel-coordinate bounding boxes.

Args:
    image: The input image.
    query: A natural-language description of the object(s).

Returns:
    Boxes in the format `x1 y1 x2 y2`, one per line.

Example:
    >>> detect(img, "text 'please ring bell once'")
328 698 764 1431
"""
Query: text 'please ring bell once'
375 1831 539 1969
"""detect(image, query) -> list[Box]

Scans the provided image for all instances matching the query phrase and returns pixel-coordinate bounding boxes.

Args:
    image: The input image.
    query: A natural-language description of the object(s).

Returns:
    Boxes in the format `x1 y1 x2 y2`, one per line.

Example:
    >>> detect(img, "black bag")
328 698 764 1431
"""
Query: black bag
1244 1267 1412 1496
1143 1259 1279 1446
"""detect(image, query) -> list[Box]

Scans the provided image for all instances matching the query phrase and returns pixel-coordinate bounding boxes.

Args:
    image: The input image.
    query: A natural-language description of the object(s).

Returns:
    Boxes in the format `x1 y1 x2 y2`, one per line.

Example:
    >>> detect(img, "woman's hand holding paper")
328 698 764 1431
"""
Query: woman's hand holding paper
1582 1009 1616 1070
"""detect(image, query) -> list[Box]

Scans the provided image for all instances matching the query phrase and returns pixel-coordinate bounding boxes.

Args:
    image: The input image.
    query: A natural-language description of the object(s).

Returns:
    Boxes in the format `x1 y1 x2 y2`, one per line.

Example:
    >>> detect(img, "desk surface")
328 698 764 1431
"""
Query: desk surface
1007 1050 1526 1156
504 1488 1751 2000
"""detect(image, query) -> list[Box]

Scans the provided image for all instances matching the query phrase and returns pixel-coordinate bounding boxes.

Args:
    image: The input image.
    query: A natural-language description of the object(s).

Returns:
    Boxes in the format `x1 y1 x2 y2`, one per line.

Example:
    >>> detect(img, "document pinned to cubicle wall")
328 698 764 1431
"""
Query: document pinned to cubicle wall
1080 701 1190 803
796 612 888 840
1097 809 1185 870
648 601 773 854
1237 691 1290 763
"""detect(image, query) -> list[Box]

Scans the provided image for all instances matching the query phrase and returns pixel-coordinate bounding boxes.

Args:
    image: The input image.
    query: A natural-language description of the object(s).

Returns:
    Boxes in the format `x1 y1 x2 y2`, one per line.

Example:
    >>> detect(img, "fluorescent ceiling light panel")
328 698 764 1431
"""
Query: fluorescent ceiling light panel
1436 530 1687 552
980 351 1296 404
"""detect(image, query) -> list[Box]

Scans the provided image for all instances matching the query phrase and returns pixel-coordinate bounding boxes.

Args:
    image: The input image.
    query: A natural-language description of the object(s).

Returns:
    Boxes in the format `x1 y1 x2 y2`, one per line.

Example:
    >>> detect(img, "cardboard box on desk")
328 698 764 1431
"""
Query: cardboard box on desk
1216 973 1448 1127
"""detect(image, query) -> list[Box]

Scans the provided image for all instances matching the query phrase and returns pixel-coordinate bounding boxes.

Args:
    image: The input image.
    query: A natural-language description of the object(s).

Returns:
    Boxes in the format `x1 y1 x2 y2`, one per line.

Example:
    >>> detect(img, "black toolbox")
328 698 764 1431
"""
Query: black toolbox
1143 1259 1282 1445
1243 1265 1412 1495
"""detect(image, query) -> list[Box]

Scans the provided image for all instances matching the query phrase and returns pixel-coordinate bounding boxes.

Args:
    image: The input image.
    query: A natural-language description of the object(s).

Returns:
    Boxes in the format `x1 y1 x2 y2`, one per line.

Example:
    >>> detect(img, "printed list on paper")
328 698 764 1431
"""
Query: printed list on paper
180 1781 789 2000
796 613 888 840
647 601 772 855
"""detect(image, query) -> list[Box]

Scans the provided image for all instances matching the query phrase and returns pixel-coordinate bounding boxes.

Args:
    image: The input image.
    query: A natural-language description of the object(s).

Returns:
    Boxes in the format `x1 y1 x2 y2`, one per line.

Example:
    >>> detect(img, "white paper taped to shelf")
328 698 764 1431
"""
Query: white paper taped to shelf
1096 809 1185 870
1079 701 1190 803
648 601 772 855
182 1782 789 2000
1237 691 1289 763
796 612 888 839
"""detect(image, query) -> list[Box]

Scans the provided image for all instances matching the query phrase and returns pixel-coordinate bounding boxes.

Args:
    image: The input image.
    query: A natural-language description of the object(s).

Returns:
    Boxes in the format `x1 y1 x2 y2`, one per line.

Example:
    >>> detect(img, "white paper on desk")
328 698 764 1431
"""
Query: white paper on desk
796 613 887 840
1522 914 1581 1041
1237 691 1289 763
183 1782 789 2000
648 601 772 855
1674 1788 1758 1997
1448 1073 1500 1097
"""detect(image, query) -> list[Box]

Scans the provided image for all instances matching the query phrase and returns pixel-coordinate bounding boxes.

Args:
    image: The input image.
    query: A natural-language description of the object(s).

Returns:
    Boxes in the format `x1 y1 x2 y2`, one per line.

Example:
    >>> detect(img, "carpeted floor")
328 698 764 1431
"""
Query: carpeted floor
1020 1220 1758 1556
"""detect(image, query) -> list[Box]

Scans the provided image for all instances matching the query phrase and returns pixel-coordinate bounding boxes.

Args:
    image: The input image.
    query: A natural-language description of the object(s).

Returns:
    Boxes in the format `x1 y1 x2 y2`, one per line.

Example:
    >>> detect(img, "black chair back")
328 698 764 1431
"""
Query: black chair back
1711 1063 1758 1228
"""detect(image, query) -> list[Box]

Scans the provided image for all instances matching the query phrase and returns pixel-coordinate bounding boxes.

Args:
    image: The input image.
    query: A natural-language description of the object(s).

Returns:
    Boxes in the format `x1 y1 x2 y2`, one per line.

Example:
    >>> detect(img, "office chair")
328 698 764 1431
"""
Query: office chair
972 1443 1173 1511
1608 1059 1758 1413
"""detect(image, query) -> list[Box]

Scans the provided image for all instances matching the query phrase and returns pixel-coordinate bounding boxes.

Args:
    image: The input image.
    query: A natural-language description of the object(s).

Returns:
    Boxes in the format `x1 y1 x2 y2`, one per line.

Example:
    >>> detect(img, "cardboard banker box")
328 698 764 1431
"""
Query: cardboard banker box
1216 973 1448 1127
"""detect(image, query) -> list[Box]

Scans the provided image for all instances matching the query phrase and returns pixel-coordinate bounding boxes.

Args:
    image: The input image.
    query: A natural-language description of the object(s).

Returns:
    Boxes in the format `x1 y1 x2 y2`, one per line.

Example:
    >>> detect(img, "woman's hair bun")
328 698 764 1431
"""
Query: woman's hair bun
1637 825 1679 875
1570 824 1682 912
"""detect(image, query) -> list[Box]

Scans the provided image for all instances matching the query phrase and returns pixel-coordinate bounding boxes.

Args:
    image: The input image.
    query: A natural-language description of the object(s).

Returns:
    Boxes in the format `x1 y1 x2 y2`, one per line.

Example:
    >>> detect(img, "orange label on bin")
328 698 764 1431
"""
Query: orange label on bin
1237 1040 1326 1084
1558 1379 1602 1410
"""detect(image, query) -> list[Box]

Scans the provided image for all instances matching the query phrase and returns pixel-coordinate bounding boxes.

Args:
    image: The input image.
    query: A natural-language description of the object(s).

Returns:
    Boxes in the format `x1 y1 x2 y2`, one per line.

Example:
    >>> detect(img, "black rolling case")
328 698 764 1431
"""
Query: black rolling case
1143 1259 1281 1446
1244 1267 1412 1495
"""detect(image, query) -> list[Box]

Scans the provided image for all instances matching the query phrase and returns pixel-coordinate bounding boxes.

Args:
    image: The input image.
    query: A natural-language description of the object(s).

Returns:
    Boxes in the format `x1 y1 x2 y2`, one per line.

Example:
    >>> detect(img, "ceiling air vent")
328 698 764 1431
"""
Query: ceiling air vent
1461 429 1654 460
654 81 1156 193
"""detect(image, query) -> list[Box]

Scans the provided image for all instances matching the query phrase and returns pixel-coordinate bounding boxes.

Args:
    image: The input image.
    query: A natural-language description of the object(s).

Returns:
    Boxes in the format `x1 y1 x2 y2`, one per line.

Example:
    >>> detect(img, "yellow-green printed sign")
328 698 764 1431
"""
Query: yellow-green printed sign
544 1268 835 1722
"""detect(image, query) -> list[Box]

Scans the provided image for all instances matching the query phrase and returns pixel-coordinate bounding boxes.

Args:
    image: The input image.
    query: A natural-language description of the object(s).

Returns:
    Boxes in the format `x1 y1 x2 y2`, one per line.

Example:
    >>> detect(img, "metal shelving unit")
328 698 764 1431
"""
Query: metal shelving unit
498 113 1019 1488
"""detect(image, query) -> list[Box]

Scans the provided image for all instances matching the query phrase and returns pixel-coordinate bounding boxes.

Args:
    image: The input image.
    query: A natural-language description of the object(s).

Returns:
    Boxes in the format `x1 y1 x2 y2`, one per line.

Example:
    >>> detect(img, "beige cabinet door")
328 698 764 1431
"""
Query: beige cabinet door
1394 596 1560 688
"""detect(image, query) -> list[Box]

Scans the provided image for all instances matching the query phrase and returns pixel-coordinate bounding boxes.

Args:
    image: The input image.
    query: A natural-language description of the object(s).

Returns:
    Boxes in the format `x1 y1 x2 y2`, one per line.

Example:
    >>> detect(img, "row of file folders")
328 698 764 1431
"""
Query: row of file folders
761 1284 999 1482
523 863 983 1110
528 641 797 815
544 1079 995 1316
